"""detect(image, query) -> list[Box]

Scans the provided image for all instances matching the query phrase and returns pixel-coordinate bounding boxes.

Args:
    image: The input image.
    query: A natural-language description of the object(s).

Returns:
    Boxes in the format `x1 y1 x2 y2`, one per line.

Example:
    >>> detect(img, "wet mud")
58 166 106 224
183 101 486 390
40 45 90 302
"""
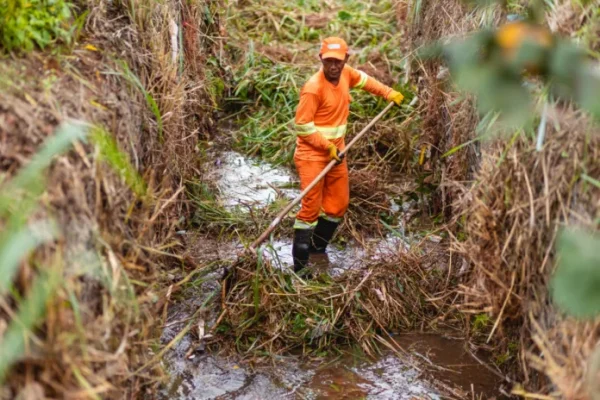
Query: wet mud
161 326 505 399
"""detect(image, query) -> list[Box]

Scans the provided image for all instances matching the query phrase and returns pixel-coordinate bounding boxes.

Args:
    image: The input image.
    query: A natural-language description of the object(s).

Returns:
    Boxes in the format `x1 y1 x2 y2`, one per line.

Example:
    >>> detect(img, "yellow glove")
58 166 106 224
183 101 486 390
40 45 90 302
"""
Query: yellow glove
388 90 404 106
327 143 342 162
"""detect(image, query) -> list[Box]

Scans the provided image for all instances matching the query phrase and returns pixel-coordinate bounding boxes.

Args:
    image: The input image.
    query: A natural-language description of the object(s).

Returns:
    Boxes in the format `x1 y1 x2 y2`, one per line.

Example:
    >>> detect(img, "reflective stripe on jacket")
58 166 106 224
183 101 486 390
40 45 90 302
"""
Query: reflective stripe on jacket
294 65 393 161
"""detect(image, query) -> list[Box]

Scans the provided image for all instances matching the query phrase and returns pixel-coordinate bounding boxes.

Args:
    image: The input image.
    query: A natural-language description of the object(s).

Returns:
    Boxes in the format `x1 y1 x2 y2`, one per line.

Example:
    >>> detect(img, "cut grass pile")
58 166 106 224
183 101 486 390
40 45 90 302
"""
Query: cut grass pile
219 243 455 357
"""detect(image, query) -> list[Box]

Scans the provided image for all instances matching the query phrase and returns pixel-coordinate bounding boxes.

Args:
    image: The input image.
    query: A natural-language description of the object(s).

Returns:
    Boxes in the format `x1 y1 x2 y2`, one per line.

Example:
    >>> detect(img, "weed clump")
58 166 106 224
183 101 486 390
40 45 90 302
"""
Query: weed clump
0 0 75 52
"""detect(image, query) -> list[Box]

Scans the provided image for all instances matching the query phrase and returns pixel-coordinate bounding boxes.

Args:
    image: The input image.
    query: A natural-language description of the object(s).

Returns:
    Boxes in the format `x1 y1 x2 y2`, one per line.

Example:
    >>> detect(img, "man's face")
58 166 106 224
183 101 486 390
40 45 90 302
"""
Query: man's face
320 54 349 82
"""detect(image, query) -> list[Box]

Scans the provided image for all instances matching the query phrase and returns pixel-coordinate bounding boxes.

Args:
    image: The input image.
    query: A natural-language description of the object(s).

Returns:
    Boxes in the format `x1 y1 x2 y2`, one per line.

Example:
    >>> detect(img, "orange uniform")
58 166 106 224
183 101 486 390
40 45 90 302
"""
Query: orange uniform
293 65 394 229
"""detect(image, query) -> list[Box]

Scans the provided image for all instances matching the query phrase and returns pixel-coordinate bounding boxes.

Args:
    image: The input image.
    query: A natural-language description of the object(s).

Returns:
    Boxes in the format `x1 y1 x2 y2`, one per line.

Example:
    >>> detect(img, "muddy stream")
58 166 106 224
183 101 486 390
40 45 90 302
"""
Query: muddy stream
160 151 507 399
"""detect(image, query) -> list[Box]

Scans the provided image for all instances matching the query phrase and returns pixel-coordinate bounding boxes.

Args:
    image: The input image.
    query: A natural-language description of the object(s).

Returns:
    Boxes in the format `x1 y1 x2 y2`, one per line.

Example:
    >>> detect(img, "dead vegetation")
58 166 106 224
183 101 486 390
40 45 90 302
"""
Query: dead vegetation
0 0 226 397
403 0 600 397
220 247 453 356
452 108 600 395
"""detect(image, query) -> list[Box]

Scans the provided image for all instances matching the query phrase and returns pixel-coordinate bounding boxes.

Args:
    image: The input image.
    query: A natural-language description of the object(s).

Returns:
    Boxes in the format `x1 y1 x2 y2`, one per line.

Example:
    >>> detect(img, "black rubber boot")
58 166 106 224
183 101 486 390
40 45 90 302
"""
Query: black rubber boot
310 217 339 253
292 228 312 273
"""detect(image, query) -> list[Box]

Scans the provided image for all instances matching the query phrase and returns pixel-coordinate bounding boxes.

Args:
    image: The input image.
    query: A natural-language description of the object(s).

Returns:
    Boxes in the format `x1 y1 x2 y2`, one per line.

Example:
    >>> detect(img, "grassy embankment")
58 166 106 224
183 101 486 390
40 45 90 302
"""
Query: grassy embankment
407 0 600 396
0 0 226 397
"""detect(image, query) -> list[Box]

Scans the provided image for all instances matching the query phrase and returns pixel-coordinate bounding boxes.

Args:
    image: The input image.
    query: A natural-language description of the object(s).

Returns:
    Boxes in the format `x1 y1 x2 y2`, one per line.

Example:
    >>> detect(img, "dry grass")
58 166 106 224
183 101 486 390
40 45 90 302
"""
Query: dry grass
0 0 226 397
402 0 600 397
451 107 600 394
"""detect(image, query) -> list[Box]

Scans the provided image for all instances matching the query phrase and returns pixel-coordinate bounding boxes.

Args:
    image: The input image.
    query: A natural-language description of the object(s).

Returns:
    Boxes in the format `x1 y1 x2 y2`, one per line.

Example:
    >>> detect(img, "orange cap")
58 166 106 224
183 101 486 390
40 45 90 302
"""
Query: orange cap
319 37 349 60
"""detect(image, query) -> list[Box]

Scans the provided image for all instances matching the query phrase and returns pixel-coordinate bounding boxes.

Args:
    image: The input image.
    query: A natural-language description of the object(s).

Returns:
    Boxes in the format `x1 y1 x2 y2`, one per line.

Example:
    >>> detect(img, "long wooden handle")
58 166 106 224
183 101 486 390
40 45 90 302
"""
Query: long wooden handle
249 101 396 251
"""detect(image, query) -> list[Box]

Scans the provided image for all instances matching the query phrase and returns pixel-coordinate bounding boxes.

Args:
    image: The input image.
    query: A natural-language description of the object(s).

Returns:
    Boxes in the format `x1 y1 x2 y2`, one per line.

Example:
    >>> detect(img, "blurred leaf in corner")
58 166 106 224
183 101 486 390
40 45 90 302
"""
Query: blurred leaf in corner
420 16 600 132
577 65 600 121
550 229 600 319
422 27 538 131
0 256 61 383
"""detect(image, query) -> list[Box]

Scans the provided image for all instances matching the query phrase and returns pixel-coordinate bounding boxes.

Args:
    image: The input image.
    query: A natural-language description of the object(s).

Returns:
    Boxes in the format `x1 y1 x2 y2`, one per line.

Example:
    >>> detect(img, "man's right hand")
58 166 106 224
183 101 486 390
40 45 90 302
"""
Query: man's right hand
327 143 343 163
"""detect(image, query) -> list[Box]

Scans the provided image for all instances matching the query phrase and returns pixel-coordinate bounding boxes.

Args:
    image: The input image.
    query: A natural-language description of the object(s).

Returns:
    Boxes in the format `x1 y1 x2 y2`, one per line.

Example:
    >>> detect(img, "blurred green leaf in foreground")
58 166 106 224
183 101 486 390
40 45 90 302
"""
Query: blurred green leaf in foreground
420 20 600 131
550 229 600 319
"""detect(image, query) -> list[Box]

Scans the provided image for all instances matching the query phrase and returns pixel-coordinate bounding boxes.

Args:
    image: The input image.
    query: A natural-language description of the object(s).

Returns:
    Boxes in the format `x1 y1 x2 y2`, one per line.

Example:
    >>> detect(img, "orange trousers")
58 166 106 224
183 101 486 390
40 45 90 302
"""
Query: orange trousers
293 157 349 229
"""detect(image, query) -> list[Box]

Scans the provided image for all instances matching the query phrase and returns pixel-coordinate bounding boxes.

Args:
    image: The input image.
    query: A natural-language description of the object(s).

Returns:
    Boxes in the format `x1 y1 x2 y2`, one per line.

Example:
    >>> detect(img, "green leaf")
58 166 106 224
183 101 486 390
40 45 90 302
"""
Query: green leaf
442 137 481 158
550 229 600 319
337 10 352 21
578 67 600 121
581 174 600 189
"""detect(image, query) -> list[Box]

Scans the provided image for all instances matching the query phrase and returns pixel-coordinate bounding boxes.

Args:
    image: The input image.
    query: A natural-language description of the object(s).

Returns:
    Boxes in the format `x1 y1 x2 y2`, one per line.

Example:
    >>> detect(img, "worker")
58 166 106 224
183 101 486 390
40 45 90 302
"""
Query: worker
292 36 404 274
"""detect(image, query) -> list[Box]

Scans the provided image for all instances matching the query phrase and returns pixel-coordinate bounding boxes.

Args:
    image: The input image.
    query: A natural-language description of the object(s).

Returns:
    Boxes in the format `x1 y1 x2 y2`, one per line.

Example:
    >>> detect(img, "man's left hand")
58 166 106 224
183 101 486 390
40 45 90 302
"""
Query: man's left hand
388 90 404 106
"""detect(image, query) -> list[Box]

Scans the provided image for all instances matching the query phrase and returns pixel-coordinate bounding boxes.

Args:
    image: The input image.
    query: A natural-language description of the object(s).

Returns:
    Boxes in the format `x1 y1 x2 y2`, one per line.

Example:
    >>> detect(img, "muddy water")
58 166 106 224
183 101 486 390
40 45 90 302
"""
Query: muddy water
162 324 505 399
205 151 299 207
161 151 507 399
393 335 505 397
261 236 410 278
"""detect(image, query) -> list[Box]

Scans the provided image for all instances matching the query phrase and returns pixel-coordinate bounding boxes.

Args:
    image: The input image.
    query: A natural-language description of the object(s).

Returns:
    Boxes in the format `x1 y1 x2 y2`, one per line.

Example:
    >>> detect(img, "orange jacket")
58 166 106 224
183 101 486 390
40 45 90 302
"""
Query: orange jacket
294 65 394 161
